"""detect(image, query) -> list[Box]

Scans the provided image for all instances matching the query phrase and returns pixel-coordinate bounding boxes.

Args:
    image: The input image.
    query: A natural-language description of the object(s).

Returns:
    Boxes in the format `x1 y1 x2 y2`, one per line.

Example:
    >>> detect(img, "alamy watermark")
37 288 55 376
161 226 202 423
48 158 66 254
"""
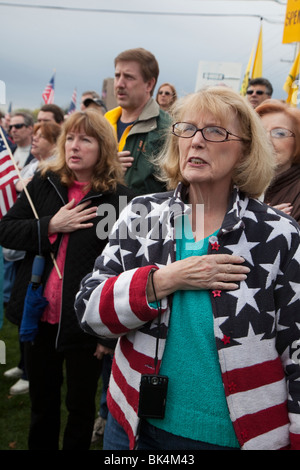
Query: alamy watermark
95 197 205 249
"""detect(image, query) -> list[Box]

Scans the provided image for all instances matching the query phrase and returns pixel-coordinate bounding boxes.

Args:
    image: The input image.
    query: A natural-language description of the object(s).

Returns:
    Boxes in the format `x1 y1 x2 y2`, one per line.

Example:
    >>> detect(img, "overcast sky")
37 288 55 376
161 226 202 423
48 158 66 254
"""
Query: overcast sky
0 0 294 112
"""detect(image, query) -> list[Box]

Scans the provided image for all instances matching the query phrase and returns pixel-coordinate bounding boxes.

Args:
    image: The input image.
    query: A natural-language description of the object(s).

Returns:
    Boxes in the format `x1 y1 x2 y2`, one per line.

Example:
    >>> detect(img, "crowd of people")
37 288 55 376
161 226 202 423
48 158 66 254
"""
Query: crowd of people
1 47 300 451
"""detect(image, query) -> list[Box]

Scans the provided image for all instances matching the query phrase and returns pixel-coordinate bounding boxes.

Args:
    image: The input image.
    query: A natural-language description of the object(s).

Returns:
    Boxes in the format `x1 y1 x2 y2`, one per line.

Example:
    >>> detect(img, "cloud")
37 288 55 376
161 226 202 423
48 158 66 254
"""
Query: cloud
0 0 292 111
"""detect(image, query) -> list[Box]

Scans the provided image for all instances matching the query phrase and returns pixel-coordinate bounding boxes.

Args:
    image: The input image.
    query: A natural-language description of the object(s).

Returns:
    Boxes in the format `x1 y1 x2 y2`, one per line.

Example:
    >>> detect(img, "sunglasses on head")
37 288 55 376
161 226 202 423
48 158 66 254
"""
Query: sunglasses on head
246 90 266 96
9 123 27 131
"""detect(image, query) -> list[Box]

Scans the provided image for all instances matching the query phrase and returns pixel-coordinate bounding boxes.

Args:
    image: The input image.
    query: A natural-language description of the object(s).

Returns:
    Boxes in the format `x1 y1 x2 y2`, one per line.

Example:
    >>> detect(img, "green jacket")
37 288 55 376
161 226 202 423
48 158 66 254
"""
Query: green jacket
105 98 171 195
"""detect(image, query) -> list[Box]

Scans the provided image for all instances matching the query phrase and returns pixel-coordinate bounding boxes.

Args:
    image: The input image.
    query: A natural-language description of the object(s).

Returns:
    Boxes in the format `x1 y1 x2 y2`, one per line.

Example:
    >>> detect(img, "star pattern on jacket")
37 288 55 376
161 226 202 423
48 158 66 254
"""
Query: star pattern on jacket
233 323 266 349
260 252 283 289
265 218 297 249
226 282 260 315
225 230 259 265
102 244 121 267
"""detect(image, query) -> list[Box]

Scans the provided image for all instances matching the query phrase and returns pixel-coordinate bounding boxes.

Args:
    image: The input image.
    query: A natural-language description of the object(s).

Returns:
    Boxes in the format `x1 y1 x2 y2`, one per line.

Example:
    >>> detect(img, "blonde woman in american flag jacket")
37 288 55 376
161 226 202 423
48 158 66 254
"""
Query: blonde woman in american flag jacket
75 87 300 450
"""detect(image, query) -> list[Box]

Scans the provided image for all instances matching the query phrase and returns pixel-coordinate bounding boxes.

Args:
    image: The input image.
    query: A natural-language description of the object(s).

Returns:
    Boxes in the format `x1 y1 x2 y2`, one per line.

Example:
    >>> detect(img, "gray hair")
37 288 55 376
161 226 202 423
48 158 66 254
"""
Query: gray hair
11 111 34 127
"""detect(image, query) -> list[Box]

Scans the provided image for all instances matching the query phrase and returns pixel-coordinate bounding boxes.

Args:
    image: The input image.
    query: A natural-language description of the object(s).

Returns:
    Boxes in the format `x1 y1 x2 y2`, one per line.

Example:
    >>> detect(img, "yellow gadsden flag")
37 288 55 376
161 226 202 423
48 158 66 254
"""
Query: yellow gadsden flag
240 48 254 96
283 51 300 106
283 0 300 44
252 24 263 78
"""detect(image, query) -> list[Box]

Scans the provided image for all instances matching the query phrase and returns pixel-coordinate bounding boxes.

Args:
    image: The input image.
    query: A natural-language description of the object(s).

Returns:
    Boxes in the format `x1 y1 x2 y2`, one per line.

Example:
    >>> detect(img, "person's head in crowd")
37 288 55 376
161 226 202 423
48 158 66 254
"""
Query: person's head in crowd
156 82 177 112
246 78 273 109
9 111 34 147
31 121 61 161
114 48 159 114
80 91 107 114
42 109 124 192
0 111 5 127
80 90 100 110
37 104 65 125
256 99 300 175
158 86 275 198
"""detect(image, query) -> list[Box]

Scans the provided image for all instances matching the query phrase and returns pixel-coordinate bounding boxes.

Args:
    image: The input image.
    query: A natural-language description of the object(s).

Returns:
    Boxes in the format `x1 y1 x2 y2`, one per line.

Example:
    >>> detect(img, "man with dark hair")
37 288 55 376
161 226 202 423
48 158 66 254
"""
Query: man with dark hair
105 47 171 196
246 78 273 109
37 104 64 124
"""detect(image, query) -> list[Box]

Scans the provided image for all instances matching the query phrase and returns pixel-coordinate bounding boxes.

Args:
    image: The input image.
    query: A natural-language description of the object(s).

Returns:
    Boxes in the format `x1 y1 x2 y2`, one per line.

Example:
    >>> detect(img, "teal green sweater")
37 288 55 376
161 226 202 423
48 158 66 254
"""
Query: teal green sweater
149 216 239 448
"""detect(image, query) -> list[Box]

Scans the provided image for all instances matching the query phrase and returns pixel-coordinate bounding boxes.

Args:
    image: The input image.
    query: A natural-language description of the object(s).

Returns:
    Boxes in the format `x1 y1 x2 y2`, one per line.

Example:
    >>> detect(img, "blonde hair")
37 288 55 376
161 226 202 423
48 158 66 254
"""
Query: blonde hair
40 109 124 192
156 87 276 198
256 99 300 165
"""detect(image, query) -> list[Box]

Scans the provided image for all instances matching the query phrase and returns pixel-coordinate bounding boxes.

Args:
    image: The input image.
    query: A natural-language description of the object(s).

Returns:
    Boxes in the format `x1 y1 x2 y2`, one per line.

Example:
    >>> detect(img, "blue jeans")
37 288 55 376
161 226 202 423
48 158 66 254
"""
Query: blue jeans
103 412 130 450
103 412 239 450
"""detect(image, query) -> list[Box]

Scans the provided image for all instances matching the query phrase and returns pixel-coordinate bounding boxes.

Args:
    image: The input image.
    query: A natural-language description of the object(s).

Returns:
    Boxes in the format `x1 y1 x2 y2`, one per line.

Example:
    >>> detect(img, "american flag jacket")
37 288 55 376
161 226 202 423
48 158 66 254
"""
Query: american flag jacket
75 183 300 450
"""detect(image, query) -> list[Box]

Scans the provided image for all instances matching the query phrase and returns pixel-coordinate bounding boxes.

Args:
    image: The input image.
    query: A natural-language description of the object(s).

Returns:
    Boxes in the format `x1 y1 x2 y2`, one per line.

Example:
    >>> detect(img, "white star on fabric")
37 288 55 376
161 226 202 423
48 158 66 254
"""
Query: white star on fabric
227 281 260 315
260 252 283 289
265 220 295 249
288 281 300 306
102 244 121 266
135 235 158 261
214 316 231 339
243 210 258 223
225 230 259 265
234 323 265 347
146 200 170 223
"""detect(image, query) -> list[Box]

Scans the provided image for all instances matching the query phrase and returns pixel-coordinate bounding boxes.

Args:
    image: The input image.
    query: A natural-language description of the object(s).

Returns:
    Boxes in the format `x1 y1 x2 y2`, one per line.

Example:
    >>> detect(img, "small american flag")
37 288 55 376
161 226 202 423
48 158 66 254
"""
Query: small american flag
0 132 18 219
68 87 77 114
42 73 55 104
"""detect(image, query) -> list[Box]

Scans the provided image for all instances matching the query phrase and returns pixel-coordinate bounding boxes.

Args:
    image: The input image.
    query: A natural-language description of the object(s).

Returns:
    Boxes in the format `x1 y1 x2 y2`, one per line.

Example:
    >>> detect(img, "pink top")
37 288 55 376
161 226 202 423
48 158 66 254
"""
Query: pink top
41 180 89 324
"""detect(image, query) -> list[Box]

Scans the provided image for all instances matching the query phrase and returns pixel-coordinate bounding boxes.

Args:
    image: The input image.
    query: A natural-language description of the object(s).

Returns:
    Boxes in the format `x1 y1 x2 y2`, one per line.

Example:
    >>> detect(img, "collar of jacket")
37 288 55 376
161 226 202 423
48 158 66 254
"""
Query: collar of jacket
105 98 160 136
170 182 246 234
46 172 103 206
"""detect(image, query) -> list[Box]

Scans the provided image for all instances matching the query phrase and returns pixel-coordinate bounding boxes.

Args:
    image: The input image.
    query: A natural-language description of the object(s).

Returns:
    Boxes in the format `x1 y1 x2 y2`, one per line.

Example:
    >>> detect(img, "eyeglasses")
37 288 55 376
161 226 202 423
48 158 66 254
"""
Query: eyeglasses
269 128 295 139
9 123 26 131
158 91 171 96
172 122 245 142
246 89 268 96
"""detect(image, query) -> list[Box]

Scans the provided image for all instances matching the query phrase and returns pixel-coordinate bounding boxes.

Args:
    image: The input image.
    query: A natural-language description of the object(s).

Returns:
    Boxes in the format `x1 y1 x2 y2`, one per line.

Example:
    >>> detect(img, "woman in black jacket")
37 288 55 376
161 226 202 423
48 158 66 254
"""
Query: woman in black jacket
0 110 133 450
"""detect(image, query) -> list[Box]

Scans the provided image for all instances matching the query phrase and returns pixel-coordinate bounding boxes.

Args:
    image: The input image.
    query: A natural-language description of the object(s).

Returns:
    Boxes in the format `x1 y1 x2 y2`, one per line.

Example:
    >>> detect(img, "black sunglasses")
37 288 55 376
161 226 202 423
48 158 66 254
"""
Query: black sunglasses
9 123 27 131
158 91 171 96
246 90 267 96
